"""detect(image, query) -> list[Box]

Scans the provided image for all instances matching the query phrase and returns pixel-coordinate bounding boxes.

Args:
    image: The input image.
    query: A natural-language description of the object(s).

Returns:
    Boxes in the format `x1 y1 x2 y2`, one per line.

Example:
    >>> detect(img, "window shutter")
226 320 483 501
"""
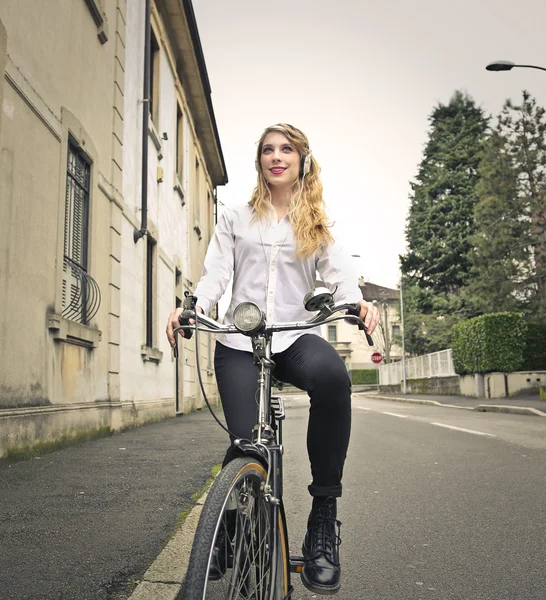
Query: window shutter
62 141 93 323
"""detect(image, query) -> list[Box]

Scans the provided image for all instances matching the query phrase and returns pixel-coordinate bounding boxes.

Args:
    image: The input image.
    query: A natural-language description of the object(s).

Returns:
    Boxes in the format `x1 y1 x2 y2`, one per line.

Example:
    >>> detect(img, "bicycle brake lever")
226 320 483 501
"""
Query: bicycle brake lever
346 304 374 346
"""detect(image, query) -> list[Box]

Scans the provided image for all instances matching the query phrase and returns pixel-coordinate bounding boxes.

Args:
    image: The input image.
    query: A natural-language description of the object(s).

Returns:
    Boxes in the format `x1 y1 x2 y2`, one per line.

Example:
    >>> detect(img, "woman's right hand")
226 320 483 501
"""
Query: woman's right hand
166 306 204 347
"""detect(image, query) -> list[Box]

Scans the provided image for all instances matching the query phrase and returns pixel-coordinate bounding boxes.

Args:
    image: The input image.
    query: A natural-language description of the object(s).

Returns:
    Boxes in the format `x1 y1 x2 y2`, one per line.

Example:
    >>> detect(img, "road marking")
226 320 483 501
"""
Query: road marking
382 412 408 418
431 423 496 437
355 406 371 411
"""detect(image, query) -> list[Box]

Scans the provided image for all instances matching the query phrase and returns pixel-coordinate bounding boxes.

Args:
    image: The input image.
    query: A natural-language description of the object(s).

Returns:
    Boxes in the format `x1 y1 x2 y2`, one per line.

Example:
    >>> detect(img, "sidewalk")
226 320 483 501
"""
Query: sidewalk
0 407 227 600
358 390 546 417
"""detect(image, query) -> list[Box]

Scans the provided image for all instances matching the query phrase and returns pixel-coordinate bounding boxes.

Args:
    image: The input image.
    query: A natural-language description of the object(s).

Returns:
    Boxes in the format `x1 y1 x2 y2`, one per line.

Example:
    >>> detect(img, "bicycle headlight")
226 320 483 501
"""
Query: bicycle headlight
233 302 265 335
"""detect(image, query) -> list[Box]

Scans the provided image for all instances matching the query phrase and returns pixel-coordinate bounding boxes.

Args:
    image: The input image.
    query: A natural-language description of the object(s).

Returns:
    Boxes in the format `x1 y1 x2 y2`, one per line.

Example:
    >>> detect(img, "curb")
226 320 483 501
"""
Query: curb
473 404 546 417
359 394 546 417
358 393 474 411
128 491 209 600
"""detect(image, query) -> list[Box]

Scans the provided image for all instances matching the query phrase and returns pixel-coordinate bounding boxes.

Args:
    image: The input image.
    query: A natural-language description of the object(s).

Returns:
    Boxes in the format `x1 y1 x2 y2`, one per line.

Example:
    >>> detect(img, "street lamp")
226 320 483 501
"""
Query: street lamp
399 279 407 395
486 60 546 73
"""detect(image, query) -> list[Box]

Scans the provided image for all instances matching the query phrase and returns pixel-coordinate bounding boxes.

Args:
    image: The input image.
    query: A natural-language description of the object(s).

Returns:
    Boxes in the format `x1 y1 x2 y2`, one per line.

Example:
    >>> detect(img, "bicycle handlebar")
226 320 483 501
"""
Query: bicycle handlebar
176 301 374 346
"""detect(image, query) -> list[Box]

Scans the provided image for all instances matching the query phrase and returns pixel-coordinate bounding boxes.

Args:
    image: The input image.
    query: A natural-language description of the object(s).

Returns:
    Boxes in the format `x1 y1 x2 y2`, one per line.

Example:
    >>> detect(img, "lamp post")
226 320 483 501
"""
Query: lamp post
399 278 407 395
486 60 546 73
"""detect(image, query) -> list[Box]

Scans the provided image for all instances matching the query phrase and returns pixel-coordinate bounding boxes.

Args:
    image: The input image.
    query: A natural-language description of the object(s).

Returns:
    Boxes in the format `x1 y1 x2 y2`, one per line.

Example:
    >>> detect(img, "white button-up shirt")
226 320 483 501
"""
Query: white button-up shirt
194 204 362 353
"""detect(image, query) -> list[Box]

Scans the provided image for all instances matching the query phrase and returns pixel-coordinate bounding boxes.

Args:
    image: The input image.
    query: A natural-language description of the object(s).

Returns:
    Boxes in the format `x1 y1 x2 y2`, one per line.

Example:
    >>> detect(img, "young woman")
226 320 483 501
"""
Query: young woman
166 123 379 594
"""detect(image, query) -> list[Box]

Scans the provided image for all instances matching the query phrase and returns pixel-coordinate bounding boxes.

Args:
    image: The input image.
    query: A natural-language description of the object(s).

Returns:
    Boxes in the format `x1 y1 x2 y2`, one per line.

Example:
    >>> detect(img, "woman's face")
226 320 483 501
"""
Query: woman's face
259 131 301 187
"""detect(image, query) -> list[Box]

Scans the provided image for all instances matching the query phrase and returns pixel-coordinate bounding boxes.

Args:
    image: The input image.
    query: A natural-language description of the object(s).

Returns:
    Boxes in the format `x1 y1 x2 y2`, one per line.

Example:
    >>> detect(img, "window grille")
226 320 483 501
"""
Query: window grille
328 325 337 343
62 140 100 324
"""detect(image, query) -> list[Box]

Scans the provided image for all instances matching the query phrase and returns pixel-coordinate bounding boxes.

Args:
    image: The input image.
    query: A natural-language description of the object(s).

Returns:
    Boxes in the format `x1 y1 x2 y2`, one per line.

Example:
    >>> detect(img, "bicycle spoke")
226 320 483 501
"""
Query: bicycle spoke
185 459 283 600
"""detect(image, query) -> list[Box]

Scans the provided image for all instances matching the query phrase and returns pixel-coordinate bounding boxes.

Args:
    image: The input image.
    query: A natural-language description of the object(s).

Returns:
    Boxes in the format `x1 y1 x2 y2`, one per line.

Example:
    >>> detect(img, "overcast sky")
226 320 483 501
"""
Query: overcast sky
193 0 546 290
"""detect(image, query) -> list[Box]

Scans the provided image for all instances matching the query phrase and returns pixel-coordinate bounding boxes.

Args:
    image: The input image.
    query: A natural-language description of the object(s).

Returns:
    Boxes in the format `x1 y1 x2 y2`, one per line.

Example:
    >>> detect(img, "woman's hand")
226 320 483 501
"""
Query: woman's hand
357 300 380 335
166 306 204 347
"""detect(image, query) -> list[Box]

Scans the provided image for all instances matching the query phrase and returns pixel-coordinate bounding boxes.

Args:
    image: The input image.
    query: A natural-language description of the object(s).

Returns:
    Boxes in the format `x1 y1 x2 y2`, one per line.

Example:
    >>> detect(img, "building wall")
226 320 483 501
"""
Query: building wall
0 19 6 137
0 1 121 415
0 0 222 458
120 1 219 415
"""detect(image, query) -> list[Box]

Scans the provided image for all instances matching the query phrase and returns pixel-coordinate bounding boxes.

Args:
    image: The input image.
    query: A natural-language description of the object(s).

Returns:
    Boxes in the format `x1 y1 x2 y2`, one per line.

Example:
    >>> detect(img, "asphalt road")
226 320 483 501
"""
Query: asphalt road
0 410 227 600
3 396 546 600
282 394 546 600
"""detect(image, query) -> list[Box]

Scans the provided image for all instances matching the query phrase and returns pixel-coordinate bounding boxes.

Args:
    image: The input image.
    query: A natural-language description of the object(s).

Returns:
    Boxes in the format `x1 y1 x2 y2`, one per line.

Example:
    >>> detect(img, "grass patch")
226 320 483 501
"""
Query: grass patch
5 426 113 461
173 463 222 531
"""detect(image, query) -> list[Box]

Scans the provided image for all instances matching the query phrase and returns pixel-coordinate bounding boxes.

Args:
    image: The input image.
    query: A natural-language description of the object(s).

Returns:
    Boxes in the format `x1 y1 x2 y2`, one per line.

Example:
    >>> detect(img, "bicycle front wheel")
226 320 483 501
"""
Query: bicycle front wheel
182 456 289 599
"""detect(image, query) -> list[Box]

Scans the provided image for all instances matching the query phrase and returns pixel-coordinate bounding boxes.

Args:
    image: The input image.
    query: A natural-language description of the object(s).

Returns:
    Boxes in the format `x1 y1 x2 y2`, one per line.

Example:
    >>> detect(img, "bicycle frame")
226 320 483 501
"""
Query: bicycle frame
174 299 371 599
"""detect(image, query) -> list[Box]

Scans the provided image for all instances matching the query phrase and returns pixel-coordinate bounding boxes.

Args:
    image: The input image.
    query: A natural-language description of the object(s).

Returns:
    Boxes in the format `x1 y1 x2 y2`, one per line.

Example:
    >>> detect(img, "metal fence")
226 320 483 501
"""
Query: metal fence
379 349 455 386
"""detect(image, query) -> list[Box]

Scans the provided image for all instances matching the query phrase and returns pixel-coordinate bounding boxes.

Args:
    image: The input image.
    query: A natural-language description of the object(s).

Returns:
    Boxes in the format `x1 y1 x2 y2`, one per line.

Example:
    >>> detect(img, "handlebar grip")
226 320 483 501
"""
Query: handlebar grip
346 304 374 347
177 292 198 340
178 313 194 339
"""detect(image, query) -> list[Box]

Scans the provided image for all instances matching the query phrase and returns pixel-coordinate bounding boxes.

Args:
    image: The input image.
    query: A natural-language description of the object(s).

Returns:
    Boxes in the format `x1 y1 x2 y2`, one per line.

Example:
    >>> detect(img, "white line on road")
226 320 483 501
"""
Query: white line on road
382 412 408 418
431 423 496 437
355 406 371 411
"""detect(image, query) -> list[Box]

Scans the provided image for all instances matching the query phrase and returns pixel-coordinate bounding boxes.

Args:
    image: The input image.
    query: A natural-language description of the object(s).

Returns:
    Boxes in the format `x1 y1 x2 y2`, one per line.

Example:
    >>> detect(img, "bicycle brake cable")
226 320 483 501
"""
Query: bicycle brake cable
191 311 239 439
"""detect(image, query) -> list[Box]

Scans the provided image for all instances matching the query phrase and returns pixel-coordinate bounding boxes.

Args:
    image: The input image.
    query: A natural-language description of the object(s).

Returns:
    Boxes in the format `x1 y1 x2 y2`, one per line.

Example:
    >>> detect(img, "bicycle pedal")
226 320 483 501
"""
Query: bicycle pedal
270 396 286 420
289 554 305 574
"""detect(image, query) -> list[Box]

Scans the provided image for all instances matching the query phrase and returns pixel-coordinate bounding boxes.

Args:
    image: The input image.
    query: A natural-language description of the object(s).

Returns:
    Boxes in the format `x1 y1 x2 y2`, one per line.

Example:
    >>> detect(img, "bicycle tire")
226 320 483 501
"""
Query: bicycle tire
181 456 289 599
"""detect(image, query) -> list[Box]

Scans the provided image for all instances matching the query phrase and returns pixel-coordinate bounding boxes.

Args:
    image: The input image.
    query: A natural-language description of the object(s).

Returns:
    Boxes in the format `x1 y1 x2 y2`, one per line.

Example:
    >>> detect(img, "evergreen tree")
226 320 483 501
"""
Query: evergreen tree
498 91 546 318
400 91 488 354
464 130 527 314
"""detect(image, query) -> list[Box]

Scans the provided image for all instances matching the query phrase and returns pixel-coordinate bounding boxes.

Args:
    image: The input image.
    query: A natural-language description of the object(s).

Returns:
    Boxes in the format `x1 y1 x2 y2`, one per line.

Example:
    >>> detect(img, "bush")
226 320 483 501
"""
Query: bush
451 312 527 375
522 319 546 370
351 369 378 385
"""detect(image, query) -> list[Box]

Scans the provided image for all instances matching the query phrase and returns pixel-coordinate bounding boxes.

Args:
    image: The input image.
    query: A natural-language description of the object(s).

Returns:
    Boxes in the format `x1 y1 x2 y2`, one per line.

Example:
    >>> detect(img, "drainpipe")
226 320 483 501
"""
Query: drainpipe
134 0 151 243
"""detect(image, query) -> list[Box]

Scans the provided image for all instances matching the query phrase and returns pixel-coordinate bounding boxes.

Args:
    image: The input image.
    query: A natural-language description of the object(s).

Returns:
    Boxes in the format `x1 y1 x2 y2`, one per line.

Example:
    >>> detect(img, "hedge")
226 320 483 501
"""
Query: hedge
522 319 546 370
451 312 527 375
351 369 379 385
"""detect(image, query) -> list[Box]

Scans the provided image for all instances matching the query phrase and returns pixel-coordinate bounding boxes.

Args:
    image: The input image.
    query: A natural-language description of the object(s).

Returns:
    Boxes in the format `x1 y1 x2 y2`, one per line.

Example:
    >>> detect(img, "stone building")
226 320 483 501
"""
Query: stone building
0 0 226 458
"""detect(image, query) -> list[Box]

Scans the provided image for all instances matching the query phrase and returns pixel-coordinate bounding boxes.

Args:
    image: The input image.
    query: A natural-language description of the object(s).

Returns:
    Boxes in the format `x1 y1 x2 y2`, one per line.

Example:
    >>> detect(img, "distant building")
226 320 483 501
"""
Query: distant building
321 278 402 370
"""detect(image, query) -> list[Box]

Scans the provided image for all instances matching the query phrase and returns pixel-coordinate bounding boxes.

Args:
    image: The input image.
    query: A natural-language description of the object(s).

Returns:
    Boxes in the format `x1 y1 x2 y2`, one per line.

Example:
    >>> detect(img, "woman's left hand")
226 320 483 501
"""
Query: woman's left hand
357 300 380 334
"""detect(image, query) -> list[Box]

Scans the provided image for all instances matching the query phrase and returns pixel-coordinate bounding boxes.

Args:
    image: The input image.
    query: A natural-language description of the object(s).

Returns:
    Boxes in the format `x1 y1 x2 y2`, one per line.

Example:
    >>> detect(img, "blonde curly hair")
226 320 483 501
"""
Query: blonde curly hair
249 123 334 258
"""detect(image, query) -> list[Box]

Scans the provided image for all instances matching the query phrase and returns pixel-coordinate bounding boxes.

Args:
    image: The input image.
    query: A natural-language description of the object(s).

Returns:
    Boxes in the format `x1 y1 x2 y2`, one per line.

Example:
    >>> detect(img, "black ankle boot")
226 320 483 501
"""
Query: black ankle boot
208 510 236 581
301 497 342 595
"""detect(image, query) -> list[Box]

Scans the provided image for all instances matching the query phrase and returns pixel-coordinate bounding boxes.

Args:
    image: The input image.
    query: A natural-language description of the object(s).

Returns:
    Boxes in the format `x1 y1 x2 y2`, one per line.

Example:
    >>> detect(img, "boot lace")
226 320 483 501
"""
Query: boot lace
309 504 342 565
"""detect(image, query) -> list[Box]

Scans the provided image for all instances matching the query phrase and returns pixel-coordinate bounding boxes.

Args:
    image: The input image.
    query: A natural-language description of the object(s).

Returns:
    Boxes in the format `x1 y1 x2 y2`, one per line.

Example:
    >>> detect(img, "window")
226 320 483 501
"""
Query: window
195 156 200 220
392 324 400 338
146 236 157 348
62 139 94 324
206 191 211 238
150 29 160 126
176 105 184 181
175 267 183 309
193 156 202 239
83 0 108 44
327 325 337 343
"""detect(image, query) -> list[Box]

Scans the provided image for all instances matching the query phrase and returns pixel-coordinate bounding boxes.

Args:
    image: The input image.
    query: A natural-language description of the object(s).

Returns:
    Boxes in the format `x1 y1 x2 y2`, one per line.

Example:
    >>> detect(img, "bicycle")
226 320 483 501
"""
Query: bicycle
173 287 374 599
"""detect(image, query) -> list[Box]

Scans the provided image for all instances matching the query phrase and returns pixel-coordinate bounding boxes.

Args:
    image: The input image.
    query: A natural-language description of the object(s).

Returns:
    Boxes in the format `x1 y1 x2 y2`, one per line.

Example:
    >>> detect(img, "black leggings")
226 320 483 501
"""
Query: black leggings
214 334 352 498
